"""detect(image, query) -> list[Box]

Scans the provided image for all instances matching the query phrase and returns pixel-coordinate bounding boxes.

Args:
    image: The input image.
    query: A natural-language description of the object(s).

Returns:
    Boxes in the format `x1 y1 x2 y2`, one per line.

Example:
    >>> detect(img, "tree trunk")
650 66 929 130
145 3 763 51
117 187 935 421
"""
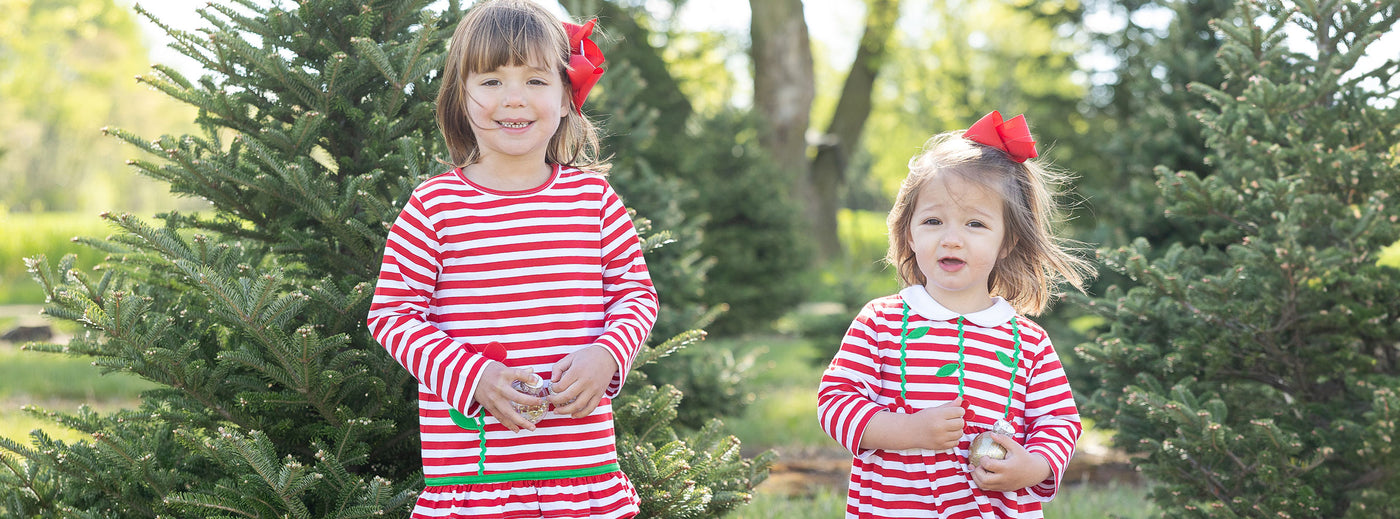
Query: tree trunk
748 0 820 251
809 0 900 260
750 0 900 261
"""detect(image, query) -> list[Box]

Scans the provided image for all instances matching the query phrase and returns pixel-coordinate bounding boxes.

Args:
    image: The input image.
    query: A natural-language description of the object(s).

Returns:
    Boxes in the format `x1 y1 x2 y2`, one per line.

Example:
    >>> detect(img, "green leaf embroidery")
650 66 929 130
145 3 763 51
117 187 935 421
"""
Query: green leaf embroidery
997 351 1016 367
449 408 481 431
935 363 958 377
905 326 930 339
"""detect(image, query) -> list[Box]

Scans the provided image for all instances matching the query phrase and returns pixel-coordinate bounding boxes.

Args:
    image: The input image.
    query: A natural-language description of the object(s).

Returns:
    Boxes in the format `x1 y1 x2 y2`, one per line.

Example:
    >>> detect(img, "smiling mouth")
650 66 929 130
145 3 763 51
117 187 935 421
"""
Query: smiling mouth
499 121 529 129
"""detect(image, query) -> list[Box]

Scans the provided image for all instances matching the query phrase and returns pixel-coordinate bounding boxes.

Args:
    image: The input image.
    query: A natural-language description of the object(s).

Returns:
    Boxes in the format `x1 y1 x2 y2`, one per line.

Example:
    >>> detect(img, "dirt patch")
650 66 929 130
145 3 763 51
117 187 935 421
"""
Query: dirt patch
756 445 850 496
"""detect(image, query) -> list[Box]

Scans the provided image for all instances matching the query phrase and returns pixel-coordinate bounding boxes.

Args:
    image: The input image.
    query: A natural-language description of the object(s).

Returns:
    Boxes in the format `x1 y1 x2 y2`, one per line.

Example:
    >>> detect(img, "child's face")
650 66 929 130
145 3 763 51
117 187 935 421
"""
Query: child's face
908 175 1008 314
463 62 569 165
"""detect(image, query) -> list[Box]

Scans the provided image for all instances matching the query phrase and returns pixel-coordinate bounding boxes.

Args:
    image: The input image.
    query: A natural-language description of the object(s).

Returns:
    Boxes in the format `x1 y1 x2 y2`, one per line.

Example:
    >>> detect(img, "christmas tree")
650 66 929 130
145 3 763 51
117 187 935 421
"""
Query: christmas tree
1081 1 1400 516
0 0 768 517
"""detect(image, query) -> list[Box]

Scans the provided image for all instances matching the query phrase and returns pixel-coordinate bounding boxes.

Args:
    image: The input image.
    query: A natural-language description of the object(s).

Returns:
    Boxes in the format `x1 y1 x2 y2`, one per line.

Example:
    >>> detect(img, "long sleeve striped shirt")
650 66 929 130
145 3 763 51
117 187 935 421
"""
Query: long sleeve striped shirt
367 165 656 518
818 286 1080 518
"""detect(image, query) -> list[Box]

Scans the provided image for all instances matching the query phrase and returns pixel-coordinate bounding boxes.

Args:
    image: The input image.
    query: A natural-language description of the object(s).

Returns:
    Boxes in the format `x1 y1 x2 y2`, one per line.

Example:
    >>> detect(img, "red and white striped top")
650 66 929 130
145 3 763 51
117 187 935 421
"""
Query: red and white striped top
818 286 1080 519
367 165 656 518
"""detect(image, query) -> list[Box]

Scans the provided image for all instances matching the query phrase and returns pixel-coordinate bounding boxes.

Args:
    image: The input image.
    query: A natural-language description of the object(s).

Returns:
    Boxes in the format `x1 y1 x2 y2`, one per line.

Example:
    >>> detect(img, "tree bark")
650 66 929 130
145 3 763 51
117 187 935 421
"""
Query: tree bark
808 0 900 260
750 0 900 261
749 0 819 250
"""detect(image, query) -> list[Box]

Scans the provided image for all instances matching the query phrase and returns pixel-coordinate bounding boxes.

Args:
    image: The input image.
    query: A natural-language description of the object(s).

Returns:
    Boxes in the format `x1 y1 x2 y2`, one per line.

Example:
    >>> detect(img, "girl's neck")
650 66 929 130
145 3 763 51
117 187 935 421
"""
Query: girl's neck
462 160 555 192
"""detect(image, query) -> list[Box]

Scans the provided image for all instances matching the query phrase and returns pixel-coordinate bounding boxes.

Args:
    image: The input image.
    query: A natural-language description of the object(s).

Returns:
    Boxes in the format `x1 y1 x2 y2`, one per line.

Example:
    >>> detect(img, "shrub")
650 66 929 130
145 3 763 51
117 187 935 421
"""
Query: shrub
1079 2 1400 516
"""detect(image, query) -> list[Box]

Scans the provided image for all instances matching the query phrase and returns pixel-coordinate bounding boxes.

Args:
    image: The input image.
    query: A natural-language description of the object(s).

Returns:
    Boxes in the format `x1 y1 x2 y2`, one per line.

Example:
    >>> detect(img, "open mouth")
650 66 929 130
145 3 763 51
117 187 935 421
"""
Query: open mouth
499 121 530 129
938 258 966 271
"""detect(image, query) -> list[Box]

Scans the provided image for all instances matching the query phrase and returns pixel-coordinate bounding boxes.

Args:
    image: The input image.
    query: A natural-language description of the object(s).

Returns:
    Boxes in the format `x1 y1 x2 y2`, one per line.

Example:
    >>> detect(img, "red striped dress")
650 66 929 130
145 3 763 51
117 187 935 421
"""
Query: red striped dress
818 286 1080 519
367 165 657 518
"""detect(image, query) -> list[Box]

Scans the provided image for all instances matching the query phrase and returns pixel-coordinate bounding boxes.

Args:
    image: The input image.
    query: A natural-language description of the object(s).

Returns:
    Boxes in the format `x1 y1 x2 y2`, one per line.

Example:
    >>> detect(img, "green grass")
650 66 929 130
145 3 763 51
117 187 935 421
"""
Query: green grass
711 334 833 451
0 347 157 403
0 211 117 305
1045 482 1158 519
0 408 90 445
726 486 847 518
0 346 157 445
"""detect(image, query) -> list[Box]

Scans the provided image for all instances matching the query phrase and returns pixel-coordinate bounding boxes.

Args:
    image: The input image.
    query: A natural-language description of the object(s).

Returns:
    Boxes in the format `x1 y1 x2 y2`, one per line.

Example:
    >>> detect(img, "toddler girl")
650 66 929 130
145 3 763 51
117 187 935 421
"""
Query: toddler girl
818 111 1094 518
367 1 655 517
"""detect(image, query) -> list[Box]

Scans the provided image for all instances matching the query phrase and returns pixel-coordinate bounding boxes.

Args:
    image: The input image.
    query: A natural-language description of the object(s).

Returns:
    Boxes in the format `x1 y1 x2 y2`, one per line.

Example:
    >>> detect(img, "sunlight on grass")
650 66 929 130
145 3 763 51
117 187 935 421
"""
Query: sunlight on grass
1380 240 1400 268
0 407 90 445
0 347 157 402
727 386 831 450
1045 482 1158 519
708 335 835 451
0 345 155 445
727 486 847 518
0 211 117 305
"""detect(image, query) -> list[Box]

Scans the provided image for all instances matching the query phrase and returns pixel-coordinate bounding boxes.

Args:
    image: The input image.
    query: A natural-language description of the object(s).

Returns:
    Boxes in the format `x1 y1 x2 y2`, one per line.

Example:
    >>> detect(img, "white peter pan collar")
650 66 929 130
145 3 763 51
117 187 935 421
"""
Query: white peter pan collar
899 285 1015 328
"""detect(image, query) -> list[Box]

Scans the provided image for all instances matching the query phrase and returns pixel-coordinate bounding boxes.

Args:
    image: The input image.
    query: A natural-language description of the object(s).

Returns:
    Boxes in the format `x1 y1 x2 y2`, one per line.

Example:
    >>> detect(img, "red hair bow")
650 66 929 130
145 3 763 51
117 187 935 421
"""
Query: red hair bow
964 110 1038 163
563 19 605 115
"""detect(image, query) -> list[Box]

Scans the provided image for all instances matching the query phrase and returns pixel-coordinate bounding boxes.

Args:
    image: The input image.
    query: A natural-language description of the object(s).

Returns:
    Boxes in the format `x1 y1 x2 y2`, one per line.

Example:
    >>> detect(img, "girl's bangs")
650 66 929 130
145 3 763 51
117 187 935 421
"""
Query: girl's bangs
462 13 561 74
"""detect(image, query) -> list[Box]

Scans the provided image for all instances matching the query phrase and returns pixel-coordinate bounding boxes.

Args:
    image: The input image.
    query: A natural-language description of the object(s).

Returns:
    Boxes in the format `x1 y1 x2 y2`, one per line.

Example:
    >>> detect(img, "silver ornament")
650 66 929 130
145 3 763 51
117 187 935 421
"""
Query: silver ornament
968 419 1015 467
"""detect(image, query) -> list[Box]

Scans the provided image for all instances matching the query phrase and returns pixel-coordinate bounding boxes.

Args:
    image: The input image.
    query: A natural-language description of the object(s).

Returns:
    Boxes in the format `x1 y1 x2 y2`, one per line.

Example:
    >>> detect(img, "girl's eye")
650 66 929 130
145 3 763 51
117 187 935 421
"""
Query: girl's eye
528 78 548 85
968 221 986 228
922 218 941 226
480 79 501 86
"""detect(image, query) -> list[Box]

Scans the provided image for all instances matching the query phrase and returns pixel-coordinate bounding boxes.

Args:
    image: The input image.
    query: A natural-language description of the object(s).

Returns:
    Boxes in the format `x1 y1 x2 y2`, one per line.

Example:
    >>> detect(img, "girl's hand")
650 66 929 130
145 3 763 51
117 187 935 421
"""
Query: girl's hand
473 361 544 433
912 397 965 450
547 345 619 418
970 433 1052 492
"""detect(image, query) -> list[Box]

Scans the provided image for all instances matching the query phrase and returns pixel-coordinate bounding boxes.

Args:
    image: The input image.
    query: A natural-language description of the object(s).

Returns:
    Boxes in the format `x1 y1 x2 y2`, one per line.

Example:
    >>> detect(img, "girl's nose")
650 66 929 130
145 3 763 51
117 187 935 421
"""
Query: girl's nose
502 85 526 107
939 230 964 248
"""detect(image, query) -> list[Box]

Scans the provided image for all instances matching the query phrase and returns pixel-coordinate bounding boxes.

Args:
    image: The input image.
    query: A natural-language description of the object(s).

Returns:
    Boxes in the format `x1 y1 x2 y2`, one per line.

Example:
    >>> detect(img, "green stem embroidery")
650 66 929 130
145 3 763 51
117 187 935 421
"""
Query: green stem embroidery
447 407 490 475
899 301 930 402
1004 319 1022 419
476 409 487 475
954 316 967 398
929 317 968 397
906 302 1022 415
899 302 911 401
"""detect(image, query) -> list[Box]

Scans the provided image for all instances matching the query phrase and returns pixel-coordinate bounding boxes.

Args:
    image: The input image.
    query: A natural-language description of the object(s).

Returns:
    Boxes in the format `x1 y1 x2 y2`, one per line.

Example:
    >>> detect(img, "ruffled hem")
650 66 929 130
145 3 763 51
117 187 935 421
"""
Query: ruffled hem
411 472 639 519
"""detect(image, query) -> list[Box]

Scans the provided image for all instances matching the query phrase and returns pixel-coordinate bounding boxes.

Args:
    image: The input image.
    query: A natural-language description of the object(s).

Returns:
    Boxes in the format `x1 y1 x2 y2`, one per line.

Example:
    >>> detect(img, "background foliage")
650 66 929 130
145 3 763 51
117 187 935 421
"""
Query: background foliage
3 0 1400 516
0 0 199 213
0 0 769 516
1079 1 1400 516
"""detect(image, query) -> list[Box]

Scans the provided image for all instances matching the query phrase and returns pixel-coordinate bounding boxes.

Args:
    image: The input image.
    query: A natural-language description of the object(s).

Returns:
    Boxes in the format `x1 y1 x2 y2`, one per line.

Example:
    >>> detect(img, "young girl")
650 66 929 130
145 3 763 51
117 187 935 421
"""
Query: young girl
818 111 1094 518
367 1 655 517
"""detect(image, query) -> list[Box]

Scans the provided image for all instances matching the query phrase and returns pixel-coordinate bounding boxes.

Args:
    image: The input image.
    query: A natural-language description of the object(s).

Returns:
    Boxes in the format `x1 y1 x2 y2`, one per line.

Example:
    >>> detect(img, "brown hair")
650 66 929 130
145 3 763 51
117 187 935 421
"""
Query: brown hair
436 0 608 172
885 131 1094 315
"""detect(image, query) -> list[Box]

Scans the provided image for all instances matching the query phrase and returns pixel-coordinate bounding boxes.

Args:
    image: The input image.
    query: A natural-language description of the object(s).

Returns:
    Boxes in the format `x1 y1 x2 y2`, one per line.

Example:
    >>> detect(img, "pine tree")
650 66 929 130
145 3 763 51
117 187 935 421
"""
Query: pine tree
1083 0 1233 250
0 0 769 517
1080 1 1400 516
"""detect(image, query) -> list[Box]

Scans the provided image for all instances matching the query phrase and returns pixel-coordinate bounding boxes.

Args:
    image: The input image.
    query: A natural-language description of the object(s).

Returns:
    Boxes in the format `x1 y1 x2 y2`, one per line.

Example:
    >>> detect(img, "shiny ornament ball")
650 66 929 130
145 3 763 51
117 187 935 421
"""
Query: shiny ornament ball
968 419 1015 467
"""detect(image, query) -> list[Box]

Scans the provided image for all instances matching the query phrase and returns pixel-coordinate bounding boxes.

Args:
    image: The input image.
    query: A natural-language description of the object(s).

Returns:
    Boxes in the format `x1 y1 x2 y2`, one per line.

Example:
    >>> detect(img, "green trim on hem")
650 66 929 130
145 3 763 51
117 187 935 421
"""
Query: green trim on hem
424 463 622 486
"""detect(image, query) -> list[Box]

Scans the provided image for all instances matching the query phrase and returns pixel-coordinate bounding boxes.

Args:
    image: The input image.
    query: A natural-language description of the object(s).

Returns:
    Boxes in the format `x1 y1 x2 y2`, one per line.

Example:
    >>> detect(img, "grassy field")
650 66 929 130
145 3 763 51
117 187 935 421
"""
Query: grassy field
0 343 156 444
0 212 117 305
